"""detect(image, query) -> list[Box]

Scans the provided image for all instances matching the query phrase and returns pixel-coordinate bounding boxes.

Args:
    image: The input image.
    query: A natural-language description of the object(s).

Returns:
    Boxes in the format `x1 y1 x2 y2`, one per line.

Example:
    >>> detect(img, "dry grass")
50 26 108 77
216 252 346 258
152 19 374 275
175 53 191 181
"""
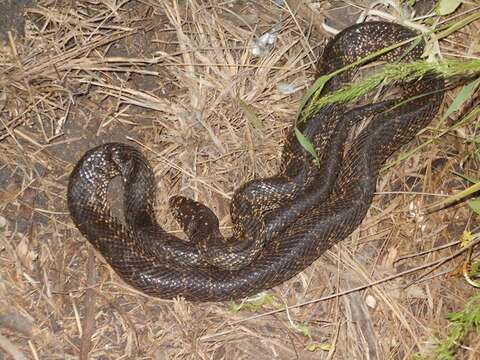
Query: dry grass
0 0 479 359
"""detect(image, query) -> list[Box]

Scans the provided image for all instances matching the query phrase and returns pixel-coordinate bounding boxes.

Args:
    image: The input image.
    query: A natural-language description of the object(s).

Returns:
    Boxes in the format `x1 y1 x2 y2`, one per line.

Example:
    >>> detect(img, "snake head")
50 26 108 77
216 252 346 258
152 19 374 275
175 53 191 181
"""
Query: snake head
108 143 137 179
169 195 219 240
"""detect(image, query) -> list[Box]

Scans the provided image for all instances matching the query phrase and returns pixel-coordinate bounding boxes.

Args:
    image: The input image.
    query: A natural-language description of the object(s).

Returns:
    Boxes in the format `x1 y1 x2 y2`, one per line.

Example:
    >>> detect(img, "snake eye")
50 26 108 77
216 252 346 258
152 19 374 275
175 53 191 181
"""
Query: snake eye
110 146 128 164
109 146 134 176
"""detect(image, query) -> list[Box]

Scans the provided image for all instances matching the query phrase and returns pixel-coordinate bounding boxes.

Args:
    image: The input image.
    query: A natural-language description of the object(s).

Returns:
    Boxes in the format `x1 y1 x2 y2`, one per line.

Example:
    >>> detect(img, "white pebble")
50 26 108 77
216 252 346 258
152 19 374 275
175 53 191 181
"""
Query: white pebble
365 295 377 308
0 215 6 228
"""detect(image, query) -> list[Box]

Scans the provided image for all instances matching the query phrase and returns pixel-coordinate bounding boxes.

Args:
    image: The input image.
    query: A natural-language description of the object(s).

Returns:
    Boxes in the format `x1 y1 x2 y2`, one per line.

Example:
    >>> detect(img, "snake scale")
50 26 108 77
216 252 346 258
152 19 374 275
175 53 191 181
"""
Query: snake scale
67 22 444 301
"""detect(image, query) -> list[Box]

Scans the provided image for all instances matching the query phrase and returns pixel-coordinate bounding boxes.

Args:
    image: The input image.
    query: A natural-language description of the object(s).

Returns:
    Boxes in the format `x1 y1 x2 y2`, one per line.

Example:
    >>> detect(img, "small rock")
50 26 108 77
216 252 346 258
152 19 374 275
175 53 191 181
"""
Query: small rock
0 215 6 228
365 295 377 309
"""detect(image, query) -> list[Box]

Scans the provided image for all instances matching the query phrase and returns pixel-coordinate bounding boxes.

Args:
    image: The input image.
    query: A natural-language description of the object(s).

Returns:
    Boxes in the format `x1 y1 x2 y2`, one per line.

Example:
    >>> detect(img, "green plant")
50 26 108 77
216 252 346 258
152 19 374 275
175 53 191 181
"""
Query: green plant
413 293 480 359
294 14 480 164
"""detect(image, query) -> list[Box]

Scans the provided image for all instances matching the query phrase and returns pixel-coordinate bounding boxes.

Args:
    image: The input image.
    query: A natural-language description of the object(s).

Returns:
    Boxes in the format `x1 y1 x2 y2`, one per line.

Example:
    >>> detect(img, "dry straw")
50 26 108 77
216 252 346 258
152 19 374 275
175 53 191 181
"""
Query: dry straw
0 0 479 359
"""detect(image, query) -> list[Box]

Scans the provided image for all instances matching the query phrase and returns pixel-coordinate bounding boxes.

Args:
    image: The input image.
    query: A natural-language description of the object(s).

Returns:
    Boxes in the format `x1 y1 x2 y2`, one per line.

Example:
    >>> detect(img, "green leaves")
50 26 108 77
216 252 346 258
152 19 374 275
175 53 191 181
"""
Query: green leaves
306 342 331 352
436 0 462 16
296 74 329 121
229 292 281 312
294 127 320 166
413 293 480 359
468 197 480 215
384 79 480 172
442 78 480 121
437 293 480 358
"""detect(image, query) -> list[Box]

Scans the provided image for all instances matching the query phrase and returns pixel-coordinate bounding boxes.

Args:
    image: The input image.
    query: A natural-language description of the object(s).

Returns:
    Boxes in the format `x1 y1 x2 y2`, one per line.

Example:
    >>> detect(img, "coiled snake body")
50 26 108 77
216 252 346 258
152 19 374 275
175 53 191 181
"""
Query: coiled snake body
68 22 444 301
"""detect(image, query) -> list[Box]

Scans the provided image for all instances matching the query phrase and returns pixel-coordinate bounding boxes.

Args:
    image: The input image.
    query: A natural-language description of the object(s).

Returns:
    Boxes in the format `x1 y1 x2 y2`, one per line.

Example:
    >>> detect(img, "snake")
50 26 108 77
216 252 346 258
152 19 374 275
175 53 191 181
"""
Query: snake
67 22 444 301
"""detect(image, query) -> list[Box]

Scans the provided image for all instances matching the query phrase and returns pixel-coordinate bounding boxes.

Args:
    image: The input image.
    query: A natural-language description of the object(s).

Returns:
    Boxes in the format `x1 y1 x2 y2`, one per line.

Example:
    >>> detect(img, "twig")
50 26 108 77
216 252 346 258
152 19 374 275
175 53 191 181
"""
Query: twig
79 248 97 360
229 238 480 326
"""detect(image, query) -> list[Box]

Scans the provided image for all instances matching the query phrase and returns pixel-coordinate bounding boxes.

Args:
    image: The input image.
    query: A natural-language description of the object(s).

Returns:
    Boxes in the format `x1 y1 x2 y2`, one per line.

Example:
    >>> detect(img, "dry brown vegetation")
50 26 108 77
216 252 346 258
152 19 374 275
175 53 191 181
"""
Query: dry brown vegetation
0 0 479 359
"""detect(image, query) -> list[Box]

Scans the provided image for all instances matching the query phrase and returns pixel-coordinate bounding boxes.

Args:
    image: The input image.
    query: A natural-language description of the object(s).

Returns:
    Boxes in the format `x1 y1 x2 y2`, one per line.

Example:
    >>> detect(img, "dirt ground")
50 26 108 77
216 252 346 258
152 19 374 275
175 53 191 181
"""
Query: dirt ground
0 0 479 359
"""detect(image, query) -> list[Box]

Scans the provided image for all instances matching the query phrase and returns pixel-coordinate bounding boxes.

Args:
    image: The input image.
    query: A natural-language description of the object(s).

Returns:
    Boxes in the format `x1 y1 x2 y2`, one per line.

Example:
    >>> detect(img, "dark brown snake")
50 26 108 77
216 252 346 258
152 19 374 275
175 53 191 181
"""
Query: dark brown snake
67 22 444 301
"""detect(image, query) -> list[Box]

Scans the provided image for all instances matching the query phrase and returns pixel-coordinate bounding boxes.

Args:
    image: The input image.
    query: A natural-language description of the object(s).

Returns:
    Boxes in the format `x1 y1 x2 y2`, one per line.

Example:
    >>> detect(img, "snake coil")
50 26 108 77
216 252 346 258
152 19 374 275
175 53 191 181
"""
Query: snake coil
67 22 444 301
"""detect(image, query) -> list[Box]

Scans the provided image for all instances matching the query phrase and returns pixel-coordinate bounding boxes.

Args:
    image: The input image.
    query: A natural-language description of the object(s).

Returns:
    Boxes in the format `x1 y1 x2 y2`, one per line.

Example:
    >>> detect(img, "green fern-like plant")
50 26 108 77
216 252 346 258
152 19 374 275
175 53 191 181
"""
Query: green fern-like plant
413 293 480 359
